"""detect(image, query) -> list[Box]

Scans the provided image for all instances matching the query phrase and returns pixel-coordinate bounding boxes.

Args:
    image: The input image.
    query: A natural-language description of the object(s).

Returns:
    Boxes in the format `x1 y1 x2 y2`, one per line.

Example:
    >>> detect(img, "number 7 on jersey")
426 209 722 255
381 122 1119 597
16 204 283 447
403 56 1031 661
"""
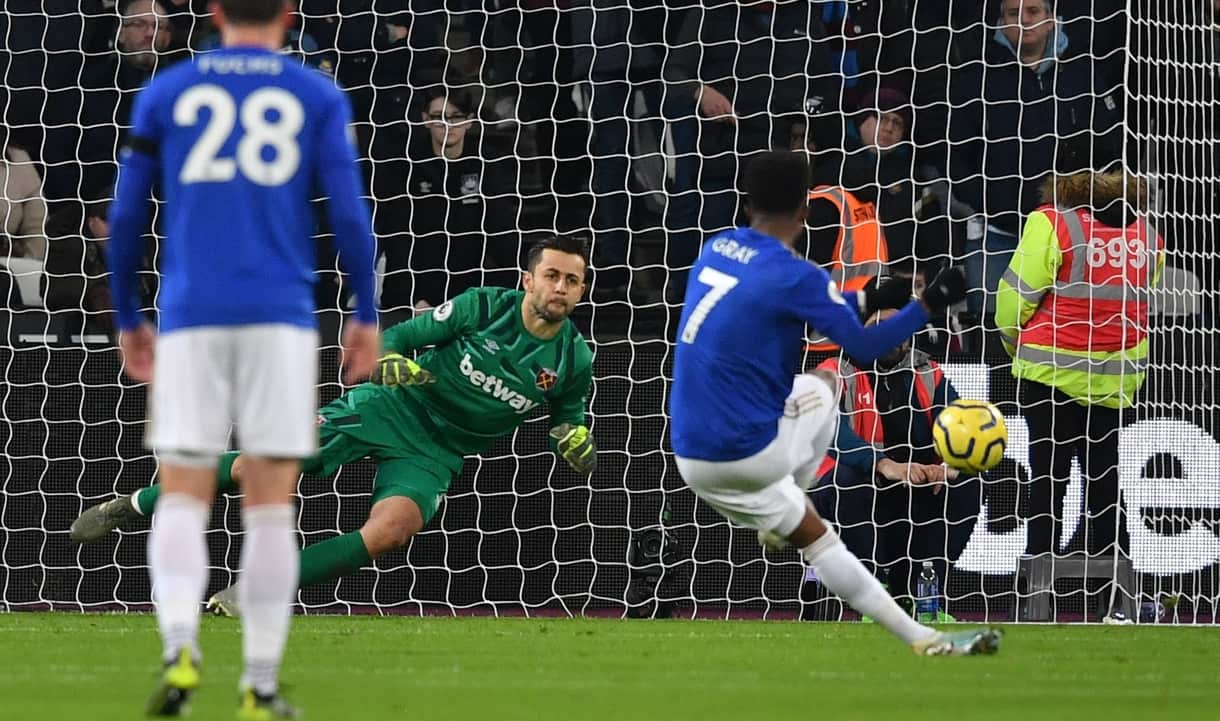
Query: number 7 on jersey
680 267 739 344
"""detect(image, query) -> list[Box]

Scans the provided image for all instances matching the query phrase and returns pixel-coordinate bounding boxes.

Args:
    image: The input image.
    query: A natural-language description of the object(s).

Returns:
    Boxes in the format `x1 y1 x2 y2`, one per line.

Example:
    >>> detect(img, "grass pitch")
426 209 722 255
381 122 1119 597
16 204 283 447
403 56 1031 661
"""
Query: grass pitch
1 613 1216 721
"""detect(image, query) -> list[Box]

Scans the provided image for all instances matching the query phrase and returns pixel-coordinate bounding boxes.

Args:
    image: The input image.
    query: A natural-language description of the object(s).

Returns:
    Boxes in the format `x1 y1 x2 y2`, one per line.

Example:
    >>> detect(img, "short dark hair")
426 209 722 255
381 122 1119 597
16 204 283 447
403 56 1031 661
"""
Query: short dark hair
217 0 285 24
526 235 590 273
744 152 810 217
420 86 475 118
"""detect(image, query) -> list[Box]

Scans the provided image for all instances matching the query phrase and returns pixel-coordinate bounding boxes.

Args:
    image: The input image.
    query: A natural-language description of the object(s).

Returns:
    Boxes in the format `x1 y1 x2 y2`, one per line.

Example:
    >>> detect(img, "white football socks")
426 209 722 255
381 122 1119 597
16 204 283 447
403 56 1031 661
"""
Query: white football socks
801 529 935 645
149 493 210 663
238 504 298 696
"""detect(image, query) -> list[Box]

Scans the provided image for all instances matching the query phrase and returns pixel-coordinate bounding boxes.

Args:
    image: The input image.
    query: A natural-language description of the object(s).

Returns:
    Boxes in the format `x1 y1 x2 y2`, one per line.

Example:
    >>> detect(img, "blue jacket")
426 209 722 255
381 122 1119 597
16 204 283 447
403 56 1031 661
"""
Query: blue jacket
949 22 1122 235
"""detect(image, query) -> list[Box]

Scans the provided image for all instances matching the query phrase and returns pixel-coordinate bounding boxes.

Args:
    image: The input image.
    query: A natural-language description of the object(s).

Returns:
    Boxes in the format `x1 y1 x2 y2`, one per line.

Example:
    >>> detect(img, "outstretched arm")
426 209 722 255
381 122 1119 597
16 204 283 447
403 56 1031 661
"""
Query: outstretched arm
381 290 480 355
797 264 965 362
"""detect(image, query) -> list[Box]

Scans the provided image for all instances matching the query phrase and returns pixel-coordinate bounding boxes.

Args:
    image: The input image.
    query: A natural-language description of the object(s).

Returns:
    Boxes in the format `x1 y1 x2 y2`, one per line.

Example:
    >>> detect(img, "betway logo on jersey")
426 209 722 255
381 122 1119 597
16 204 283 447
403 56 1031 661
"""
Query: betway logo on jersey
459 354 539 414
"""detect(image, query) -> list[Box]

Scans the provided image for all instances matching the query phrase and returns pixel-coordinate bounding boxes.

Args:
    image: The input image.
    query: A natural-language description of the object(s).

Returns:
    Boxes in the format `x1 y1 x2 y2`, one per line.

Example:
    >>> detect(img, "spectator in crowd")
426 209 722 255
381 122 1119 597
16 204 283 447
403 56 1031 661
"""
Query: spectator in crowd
949 0 1121 321
372 88 520 312
817 0 919 92
515 1 590 233
571 0 666 300
662 0 841 300
42 0 188 204
807 309 980 615
808 87 961 269
998 142 1165 560
159 0 211 48
1 127 48 261
42 192 117 334
366 9 448 129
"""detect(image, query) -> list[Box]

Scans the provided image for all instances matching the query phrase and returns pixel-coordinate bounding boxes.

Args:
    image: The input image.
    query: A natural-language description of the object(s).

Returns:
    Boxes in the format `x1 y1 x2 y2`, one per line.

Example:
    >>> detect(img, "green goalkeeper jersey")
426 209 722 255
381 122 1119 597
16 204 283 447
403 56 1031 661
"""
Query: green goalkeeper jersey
380 286 594 454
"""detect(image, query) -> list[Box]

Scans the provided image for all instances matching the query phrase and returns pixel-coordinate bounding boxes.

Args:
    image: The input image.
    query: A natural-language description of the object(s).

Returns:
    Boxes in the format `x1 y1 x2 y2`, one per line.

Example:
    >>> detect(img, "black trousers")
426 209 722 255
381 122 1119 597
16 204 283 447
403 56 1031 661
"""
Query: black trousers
1020 380 1129 556
812 464 981 600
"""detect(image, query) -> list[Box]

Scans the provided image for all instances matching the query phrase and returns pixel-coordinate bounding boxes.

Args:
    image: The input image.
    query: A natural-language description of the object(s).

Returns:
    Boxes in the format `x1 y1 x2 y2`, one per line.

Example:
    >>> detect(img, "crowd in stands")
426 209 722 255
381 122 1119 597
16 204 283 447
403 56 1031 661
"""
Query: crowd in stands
0 0 1212 345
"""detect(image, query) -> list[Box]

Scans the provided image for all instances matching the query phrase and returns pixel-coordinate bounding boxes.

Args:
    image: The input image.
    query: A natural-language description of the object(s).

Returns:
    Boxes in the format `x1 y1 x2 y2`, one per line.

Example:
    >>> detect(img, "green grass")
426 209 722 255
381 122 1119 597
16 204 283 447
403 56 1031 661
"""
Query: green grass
1 613 1217 721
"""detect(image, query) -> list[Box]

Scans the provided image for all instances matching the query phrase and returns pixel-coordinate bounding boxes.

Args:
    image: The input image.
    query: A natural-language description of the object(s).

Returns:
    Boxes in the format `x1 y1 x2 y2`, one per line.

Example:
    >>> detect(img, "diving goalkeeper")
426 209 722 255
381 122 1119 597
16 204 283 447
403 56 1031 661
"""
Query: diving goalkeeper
72 236 597 615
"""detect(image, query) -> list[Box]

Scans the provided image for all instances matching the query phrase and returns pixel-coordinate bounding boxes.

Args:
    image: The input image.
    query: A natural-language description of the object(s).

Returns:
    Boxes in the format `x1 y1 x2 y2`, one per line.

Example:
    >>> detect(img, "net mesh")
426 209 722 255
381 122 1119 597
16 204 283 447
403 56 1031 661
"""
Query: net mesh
1 1 1217 622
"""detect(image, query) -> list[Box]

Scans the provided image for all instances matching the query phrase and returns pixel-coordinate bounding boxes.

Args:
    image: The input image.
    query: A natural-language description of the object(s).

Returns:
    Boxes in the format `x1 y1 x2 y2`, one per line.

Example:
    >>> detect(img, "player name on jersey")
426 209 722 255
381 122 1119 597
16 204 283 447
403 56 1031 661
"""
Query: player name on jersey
710 236 760 264
196 54 284 75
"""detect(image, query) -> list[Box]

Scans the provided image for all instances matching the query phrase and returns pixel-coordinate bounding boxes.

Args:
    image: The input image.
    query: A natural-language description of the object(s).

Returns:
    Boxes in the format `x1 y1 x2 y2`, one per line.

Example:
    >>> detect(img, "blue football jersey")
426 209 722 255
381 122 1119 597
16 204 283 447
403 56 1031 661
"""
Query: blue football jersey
669 227 928 462
107 46 376 333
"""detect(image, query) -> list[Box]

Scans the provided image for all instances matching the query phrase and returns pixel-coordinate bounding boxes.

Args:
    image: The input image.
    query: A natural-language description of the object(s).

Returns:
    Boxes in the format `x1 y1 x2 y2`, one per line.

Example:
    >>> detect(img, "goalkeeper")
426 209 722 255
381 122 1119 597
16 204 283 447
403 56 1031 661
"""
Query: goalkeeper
71 236 597 615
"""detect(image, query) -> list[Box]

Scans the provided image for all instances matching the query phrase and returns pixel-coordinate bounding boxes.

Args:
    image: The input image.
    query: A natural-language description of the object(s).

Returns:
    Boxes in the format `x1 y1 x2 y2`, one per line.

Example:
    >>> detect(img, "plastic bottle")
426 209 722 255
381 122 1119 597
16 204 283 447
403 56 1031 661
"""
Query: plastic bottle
916 561 940 623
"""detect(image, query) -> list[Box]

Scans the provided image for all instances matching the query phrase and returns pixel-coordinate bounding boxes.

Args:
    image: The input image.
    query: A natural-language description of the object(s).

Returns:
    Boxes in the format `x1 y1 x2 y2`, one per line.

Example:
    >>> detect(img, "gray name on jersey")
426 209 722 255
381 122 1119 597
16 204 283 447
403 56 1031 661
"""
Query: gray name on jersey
711 237 759 264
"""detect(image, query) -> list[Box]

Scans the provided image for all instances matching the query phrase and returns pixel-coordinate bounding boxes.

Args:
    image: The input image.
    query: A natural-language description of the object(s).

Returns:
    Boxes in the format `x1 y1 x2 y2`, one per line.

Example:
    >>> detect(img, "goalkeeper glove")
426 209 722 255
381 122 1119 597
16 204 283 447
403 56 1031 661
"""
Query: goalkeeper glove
921 266 968 315
550 423 597 475
370 352 435 387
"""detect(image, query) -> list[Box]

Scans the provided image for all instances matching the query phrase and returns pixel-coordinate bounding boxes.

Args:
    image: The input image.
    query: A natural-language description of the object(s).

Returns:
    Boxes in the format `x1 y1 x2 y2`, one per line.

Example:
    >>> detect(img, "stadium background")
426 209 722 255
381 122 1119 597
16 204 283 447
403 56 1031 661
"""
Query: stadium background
1 1 1217 621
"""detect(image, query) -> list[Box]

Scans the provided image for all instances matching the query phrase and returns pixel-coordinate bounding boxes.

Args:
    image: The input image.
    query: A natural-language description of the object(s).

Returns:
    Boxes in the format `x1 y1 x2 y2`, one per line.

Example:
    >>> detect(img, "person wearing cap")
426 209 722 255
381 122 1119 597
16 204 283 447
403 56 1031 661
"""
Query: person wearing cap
996 143 1165 559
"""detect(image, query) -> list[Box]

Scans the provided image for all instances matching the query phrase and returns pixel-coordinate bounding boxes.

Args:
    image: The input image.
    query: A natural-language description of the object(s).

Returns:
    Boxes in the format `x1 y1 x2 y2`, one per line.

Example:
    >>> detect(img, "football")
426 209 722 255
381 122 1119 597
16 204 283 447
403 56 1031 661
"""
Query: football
932 399 1008 473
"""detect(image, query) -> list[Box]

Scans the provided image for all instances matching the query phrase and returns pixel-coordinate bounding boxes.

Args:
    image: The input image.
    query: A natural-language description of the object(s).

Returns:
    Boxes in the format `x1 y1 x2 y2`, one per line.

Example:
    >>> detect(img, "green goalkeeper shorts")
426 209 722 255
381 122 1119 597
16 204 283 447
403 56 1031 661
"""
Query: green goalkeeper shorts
303 384 464 524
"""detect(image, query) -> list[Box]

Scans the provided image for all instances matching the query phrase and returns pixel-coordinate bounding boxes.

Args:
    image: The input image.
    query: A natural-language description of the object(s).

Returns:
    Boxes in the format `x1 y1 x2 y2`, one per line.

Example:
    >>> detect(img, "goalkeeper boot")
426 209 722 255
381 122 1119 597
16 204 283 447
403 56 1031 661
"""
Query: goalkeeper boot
206 585 242 618
70 494 142 543
146 648 201 717
910 627 1002 656
237 687 300 720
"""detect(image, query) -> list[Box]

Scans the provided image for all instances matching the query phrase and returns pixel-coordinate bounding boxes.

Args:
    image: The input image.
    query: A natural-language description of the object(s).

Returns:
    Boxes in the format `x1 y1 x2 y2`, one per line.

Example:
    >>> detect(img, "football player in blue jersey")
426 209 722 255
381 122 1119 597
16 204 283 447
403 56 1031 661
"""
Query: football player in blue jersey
670 151 1000 656
106 1 379 716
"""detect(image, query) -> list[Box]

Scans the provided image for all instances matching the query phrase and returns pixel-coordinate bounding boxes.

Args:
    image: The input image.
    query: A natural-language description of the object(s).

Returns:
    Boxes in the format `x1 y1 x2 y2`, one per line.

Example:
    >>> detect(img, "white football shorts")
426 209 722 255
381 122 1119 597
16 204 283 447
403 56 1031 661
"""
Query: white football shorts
147 324 319 463
676 373 840 537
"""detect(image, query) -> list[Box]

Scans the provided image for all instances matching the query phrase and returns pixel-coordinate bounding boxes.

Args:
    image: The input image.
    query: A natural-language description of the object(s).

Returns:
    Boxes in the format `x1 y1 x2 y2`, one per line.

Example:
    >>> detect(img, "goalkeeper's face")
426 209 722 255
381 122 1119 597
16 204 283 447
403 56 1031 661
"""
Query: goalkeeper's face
523 250 586 324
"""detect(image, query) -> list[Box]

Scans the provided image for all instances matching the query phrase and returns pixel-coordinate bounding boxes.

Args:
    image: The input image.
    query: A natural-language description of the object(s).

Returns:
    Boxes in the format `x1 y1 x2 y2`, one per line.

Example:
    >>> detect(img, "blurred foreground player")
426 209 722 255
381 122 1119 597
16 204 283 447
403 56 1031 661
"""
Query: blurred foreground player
105 0 379 716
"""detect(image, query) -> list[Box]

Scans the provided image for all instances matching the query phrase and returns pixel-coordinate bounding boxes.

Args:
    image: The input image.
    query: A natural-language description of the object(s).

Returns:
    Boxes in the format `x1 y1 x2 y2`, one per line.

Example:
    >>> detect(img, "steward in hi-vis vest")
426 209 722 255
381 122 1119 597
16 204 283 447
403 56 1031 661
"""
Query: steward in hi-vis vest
806 184 890 351
996 163 1165 559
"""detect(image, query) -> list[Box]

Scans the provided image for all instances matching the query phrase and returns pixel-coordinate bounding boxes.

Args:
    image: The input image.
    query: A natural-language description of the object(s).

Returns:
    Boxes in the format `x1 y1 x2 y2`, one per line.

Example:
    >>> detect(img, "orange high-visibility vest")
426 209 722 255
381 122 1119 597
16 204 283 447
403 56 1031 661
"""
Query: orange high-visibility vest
1018 206 1161 353
813 356 941 479
806 185 889 351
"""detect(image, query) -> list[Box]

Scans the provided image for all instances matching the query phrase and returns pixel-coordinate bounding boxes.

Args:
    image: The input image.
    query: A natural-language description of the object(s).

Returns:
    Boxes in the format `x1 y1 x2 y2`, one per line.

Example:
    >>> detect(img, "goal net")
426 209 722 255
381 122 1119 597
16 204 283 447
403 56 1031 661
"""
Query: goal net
1 1 1217 623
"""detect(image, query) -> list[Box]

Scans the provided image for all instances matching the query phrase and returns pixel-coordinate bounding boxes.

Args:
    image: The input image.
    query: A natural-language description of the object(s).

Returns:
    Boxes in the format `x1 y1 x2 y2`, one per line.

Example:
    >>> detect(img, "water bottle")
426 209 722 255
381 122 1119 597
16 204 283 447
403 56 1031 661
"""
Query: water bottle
915 561 940 623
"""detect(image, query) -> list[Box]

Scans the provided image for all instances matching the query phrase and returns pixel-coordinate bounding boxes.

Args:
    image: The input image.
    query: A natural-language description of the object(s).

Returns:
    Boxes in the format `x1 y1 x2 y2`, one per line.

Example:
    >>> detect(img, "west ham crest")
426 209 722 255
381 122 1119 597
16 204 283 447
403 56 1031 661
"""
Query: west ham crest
535 368 558 392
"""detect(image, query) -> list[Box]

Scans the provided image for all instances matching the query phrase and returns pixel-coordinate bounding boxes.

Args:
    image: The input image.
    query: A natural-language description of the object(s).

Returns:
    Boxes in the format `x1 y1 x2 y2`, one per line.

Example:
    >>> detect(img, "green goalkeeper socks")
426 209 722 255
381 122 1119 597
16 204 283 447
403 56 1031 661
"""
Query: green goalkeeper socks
130 454 373 588
298 531 373 588
133 451 241 515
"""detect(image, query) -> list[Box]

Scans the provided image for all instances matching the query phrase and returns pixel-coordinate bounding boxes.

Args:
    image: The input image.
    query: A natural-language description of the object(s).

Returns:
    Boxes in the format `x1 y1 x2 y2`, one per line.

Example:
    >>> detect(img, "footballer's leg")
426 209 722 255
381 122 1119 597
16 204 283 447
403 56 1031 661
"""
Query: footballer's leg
229 325 319 718
143 327 233 716
144 461 211 717
787 372 999 656
234 455 301 720
71 382 388 543
207 455 450 618
211 494 427 620
292 457 446 585
69 452 243 543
